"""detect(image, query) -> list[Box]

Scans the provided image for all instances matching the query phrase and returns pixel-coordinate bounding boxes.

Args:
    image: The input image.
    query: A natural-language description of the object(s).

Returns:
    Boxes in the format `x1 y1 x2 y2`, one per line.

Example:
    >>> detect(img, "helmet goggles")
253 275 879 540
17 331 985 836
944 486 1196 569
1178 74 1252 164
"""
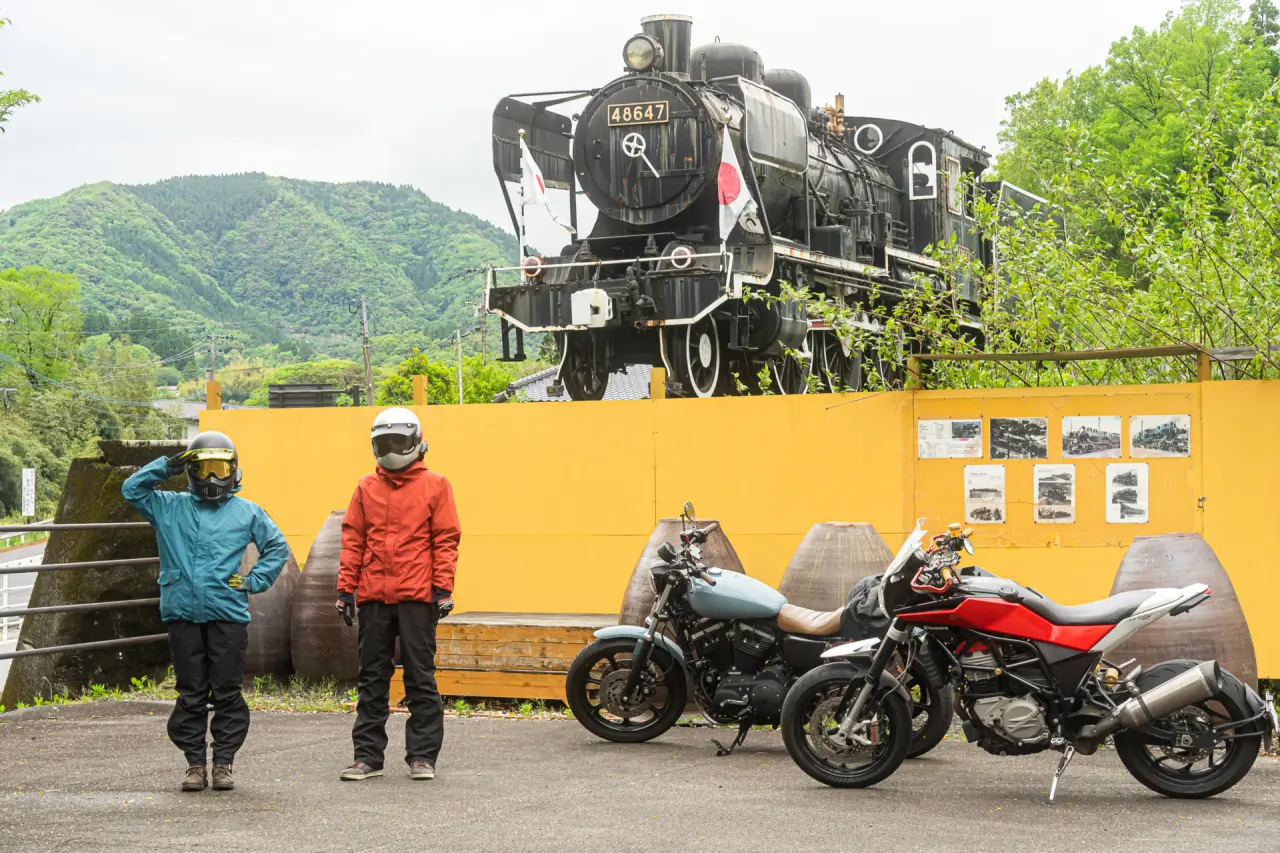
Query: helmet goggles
187 447 235 481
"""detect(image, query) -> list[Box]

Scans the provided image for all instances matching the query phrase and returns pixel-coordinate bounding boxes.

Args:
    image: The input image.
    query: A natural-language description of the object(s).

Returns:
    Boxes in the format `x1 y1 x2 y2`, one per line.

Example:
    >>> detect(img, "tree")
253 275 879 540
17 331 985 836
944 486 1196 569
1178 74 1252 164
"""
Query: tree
0 16 39 133
376 349 456 405
243 359 366 406
1250 0 1279 48
0 267 82 385
996 1 1275 198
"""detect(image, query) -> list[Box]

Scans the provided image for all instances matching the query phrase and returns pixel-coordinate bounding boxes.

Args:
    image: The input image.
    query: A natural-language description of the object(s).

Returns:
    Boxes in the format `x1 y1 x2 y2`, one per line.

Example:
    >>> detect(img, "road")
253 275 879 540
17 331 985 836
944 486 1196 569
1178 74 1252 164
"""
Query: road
0 542 47 693
0 702 1276 853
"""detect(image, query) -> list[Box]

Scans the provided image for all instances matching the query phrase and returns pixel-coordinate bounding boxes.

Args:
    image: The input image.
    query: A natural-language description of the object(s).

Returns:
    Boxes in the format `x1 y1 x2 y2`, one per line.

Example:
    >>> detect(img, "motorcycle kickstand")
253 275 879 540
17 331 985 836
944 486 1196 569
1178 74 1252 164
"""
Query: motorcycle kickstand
1047 744 1076 804
711 716 753 757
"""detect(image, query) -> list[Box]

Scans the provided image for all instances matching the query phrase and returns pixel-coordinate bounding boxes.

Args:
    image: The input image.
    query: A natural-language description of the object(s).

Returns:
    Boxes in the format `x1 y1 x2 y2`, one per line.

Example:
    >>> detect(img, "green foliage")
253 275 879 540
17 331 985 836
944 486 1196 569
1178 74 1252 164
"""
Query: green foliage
0 17 39 133
374 348 520 405
0 267 82 383
0 175 515 361
243 359 366 406
1250 0 1280 49
996 1 1277 199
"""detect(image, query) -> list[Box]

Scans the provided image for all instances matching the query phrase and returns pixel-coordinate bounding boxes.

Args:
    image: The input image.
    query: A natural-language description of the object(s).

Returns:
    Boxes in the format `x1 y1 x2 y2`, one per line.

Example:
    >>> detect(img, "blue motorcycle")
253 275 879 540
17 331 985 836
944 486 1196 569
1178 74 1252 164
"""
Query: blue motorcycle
565 502 950 756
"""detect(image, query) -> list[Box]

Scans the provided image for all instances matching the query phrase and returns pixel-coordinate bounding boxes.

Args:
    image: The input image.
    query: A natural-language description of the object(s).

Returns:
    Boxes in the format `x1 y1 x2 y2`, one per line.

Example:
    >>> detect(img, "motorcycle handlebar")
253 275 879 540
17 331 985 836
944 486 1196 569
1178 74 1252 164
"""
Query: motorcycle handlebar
693 568 717 586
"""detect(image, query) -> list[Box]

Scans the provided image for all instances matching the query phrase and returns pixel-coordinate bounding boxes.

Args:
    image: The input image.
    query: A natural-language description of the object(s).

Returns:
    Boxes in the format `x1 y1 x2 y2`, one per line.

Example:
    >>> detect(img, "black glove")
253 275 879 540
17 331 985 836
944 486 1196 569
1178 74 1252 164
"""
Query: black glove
336 591 355 626
433 587 454 618
165 451 191 477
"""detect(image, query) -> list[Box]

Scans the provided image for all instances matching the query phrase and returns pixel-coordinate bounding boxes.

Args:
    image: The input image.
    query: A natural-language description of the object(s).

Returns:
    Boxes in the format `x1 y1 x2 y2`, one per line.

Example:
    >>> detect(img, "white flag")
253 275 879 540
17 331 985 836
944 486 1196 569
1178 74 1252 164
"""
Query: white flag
717 125 751 242
520 135 575 235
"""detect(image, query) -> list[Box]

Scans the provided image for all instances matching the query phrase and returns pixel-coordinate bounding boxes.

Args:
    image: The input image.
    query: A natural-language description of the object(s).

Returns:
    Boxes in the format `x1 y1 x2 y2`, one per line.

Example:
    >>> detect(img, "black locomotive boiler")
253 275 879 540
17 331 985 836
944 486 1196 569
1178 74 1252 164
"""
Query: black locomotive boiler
485 14 1035 400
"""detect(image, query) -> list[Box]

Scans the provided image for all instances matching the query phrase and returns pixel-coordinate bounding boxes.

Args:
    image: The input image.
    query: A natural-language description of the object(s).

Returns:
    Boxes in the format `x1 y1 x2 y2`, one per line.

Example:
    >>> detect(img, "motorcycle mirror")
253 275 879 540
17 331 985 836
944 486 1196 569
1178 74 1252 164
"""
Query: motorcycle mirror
683 501 695 520
964 538 974 555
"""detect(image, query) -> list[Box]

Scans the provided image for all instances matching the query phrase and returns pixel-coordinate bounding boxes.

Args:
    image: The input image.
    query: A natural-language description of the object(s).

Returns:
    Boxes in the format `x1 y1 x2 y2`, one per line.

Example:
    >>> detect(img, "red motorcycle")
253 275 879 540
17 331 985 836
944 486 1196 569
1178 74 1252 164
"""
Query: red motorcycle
779 521 1279 799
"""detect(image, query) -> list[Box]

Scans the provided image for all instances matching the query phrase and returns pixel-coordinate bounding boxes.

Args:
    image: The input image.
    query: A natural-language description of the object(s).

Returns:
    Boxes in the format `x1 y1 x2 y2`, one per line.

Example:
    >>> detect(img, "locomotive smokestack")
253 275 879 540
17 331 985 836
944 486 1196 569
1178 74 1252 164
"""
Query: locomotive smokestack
641 14 692 77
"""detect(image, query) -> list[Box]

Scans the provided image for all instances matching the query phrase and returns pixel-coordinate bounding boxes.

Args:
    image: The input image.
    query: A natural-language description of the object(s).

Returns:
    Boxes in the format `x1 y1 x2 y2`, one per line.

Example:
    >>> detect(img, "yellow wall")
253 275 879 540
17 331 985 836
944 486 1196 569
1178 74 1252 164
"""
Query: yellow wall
203 380 1280 675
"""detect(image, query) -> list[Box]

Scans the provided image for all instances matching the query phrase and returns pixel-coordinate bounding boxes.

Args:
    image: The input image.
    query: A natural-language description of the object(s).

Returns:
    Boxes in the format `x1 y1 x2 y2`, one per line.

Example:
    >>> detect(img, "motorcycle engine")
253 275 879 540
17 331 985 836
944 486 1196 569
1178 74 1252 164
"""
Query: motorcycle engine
970 695 1049 746
711 664 789 722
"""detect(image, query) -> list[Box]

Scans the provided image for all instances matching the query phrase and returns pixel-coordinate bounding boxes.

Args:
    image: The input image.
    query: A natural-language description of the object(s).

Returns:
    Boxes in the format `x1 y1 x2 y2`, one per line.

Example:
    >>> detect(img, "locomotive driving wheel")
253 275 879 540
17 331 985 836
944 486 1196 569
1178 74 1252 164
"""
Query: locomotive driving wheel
817 331 863 392
560 332 609 402
678 317 726 398
768 332 814 395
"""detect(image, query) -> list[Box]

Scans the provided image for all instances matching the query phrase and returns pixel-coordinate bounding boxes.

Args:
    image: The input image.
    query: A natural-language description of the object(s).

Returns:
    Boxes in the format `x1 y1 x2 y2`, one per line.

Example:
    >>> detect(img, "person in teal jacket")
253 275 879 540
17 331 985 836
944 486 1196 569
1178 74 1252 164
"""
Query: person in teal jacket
123 430 289 794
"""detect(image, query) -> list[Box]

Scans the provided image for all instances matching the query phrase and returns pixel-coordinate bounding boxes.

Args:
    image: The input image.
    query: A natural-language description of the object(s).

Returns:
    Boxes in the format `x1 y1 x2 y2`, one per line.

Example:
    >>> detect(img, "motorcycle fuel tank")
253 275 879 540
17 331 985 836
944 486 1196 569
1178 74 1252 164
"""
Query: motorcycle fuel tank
688 569 786 620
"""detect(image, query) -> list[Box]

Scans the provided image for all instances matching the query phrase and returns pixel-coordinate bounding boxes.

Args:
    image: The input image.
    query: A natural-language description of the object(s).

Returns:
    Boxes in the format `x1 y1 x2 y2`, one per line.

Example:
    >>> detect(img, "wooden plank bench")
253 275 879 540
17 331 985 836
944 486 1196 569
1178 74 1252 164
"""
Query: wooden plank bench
389 612 617 705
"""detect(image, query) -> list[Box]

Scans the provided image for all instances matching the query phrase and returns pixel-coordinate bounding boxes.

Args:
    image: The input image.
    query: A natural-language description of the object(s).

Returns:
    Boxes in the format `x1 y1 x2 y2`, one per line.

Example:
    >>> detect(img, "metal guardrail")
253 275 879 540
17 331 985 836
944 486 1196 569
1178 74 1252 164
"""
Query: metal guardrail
0 521 163 661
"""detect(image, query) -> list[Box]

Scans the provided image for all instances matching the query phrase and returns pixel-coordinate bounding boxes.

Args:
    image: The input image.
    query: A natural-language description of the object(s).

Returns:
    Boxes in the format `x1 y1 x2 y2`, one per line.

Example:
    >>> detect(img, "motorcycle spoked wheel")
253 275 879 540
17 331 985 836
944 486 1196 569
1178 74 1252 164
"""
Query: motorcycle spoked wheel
780 662 912 788
900 650 953 759
1113 660 1262 799
564 638 687 743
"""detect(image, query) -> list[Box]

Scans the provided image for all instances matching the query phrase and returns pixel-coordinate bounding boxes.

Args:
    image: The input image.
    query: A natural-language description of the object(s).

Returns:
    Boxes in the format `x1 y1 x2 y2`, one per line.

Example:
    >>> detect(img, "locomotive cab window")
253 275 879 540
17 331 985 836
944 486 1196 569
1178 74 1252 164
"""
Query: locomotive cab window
944 155 962 215
908 141 938 201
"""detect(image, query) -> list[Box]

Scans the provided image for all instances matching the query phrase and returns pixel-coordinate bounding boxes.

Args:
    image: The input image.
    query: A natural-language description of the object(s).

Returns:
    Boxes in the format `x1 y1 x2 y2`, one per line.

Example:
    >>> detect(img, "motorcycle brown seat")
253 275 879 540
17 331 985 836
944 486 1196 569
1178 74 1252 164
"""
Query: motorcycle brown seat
777 603 845 637
1016 587 1154 626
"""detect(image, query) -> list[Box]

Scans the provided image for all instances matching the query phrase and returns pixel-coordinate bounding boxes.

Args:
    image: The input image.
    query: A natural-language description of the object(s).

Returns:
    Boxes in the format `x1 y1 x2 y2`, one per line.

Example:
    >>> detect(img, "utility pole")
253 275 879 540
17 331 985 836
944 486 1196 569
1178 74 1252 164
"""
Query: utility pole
456 329 464 405
359 295 374 406
205 335 217 383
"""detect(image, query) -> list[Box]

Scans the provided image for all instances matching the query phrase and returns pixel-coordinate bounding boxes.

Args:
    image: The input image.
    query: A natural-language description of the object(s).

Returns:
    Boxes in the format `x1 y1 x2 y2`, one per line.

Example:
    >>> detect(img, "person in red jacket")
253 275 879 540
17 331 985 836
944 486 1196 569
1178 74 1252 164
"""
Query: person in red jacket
335 407 460 782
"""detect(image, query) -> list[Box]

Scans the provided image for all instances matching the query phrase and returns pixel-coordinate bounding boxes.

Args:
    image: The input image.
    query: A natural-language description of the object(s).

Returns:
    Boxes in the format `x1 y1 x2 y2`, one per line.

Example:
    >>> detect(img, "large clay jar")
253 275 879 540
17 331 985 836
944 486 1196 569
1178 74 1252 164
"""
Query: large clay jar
1110 533 1257 689
240 541 301 679
618 518 746 627
779 522 893 611
290 511 360 682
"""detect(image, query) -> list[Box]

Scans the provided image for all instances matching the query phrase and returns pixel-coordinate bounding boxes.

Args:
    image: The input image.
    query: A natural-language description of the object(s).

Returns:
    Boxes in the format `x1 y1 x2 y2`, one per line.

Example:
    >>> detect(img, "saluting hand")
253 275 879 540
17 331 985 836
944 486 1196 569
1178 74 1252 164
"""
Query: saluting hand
166 450 193 477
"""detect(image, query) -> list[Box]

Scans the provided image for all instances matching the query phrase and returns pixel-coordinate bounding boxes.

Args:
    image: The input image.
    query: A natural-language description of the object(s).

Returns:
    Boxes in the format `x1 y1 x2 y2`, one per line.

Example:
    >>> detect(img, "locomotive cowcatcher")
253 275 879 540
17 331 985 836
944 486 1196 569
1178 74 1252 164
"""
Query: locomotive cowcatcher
485 14 1040 400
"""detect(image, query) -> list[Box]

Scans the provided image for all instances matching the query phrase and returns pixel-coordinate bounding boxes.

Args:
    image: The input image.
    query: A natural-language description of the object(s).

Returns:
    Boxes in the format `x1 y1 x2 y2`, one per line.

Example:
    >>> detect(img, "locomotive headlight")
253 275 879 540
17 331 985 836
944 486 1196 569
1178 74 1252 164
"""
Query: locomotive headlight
623 34 662 72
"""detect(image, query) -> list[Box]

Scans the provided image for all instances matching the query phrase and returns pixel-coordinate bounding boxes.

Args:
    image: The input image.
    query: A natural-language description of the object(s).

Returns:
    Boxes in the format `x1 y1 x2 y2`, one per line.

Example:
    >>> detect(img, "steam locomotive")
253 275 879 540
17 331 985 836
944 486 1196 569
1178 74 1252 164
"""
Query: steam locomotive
484 14 1037 400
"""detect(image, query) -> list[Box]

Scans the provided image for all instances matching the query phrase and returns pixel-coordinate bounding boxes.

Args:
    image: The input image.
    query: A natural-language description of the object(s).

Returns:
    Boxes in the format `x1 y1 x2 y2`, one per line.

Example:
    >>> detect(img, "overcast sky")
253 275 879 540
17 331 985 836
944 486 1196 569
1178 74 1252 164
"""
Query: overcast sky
1 0 1182 248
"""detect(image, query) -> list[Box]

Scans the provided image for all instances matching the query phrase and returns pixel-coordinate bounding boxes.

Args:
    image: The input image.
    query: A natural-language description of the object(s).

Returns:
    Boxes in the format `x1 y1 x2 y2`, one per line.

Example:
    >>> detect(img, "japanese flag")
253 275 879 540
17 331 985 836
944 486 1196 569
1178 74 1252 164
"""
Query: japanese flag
717 125 751 242
520 135 575 235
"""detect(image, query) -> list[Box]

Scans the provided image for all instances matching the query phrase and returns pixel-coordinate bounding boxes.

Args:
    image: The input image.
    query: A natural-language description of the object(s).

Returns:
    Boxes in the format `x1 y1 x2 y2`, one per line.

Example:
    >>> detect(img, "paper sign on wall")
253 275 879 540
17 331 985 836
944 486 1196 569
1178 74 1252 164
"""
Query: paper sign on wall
1034 464 1075 523
964 465 1005 523
918 419 983 459
1106 463 1149 524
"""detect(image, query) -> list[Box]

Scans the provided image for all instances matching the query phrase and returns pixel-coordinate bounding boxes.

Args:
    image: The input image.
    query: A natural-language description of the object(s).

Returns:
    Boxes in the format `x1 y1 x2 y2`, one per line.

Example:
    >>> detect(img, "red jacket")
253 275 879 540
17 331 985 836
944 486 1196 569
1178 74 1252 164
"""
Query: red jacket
337 462 461 603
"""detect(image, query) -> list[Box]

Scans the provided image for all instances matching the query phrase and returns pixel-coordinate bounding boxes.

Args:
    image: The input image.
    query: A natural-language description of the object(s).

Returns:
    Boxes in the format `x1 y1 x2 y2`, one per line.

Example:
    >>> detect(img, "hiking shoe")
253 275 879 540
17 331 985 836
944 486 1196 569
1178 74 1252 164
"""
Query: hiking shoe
340 761 384 781
211 764 234 791
408 761 435 781
180 764 207 792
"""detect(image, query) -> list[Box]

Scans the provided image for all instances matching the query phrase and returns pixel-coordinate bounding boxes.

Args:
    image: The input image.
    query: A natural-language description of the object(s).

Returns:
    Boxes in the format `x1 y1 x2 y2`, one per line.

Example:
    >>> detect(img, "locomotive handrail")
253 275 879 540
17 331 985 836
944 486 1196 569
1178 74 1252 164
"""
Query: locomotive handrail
484 249 731 274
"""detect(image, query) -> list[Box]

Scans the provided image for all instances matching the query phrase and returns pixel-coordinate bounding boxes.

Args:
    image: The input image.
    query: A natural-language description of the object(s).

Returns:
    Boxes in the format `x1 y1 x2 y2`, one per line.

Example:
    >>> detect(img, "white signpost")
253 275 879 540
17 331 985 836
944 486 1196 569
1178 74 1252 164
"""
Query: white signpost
20 467 35 518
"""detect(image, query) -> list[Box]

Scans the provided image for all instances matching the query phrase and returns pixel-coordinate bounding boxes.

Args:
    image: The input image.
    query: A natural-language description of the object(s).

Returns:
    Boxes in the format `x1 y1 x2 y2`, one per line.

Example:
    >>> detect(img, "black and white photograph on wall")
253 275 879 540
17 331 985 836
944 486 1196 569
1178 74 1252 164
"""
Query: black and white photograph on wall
1106 463 1149 523
964 465 1006 523
1130 415 1191 458
1061 416 1122 458
918 419 983 459
1034 464 1076 523
990 417 1049 459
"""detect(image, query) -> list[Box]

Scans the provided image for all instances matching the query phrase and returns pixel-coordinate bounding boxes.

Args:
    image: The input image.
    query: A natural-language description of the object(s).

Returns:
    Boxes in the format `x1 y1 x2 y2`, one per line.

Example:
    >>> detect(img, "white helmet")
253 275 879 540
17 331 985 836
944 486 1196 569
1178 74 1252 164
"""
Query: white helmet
370 407 426 471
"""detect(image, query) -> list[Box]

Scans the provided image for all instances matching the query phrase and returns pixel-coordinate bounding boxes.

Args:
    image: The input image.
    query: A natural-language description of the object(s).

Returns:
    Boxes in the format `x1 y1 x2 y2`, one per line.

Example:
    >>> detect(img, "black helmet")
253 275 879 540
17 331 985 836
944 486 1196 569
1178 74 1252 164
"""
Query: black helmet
185 430 241 502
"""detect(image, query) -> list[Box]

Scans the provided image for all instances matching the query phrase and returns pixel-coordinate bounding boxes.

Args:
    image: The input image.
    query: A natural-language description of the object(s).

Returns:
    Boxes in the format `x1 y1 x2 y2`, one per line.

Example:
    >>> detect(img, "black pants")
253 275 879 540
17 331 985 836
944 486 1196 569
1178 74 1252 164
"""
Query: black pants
353 601 444 768
166 620 249 766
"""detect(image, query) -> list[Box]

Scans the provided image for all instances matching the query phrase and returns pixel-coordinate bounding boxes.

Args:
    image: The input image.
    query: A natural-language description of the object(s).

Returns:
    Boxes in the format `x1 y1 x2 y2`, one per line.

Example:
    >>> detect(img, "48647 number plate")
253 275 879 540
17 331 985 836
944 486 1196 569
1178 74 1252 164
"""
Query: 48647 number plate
608 101 669 126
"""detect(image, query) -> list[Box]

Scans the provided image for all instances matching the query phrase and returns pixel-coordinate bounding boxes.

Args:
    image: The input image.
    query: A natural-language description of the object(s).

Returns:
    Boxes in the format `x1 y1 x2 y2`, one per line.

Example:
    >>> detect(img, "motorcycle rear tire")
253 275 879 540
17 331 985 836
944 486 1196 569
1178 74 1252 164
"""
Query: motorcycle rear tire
1113 659 1261 799
905 649 953 759
565 637 687 744
781 662 912 788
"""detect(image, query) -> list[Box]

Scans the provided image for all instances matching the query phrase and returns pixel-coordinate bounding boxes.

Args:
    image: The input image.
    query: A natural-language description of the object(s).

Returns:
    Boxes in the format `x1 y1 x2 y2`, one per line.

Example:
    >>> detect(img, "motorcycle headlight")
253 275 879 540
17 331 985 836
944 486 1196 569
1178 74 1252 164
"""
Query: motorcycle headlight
623 34 662 72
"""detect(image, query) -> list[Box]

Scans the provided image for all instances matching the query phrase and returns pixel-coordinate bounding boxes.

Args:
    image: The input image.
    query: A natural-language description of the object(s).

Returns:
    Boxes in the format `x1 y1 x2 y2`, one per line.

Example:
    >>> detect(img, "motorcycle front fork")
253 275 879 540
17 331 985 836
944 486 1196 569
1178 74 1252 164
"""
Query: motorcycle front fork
835 620 908 738
621 584 673 702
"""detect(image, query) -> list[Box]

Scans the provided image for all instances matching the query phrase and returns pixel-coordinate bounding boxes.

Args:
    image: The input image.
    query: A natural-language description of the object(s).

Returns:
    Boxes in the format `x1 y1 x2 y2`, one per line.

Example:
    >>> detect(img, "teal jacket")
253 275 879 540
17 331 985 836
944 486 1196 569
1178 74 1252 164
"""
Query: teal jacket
123 455 289 624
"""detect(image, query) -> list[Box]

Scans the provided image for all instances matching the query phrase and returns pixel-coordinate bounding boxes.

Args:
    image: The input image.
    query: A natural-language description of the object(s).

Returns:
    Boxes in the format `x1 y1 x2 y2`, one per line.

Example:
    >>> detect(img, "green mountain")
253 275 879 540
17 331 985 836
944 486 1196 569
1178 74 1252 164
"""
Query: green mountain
0 174 516 347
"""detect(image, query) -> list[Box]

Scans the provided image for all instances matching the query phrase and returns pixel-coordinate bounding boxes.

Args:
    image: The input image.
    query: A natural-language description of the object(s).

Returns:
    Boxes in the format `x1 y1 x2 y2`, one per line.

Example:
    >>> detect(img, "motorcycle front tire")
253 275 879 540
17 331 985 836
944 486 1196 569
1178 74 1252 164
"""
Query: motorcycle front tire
565 637 687 744
781 662 912 789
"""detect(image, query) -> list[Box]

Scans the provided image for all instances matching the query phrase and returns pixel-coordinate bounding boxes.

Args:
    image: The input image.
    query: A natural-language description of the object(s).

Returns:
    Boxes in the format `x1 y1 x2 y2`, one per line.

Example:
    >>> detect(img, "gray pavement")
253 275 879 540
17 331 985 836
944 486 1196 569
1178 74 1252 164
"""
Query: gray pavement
0 542 47 692
0 702 1276 853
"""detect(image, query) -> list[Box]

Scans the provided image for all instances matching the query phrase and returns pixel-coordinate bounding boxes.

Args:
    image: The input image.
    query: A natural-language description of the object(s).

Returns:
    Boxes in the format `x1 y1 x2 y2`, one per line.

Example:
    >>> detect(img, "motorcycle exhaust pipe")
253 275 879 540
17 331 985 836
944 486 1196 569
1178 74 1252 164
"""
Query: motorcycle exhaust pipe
1084 660 1222 743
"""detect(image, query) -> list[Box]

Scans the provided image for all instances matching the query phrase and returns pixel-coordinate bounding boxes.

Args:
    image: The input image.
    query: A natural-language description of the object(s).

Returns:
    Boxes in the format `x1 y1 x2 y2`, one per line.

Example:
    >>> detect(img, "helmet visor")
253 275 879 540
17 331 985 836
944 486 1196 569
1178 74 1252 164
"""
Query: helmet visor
190 458 233 480
372 433 417 459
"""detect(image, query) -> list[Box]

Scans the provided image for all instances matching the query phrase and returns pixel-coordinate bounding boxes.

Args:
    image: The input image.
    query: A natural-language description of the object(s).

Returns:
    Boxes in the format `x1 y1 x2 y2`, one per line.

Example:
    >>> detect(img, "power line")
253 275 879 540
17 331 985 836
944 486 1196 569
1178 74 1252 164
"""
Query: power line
0 353 166 408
